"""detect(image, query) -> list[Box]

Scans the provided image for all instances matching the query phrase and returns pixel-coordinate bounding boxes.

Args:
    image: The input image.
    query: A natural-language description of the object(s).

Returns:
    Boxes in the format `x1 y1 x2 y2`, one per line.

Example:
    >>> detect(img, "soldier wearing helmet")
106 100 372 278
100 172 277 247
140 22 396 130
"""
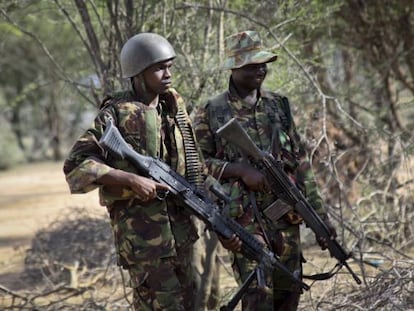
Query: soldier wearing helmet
63 33 202 310
120 32 176 79
194 30 337 310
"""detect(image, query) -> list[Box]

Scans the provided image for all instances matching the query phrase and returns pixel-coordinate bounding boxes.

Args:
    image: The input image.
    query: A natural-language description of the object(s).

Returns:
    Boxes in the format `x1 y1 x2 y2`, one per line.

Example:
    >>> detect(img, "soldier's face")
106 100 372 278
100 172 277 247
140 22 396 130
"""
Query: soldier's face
232 63 267 91
142 59 173 94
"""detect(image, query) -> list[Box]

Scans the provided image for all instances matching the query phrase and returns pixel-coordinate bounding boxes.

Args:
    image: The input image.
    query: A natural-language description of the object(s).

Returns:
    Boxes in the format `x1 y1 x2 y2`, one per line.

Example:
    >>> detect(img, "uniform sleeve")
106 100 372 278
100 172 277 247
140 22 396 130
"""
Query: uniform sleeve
63 109 113 194
193 103 228 179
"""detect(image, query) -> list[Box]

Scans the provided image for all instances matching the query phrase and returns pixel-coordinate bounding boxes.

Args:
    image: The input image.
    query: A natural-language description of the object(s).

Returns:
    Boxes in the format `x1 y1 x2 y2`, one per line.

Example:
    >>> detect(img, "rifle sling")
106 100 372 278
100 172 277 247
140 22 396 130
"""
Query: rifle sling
249 192 273 252
302 262 342 281
254 194 343 283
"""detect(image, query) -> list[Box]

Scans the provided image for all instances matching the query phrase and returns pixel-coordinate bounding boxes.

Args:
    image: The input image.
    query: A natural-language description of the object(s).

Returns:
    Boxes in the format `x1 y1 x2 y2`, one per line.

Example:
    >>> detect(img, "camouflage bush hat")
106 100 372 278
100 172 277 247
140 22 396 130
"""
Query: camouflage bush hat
222 30 277 70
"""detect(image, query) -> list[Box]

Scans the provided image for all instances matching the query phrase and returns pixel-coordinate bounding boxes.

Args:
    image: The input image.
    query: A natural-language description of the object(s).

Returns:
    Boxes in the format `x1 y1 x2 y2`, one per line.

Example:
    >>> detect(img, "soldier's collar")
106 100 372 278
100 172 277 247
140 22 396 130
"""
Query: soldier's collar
159 89 179 118
260 89 275 99
228 77 266 102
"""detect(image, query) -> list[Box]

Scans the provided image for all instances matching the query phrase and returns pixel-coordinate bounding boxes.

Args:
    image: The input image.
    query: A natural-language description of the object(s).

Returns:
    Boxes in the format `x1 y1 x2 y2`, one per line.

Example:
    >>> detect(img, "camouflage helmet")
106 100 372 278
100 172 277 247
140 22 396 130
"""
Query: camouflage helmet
222 30 277 70
120 32 176 78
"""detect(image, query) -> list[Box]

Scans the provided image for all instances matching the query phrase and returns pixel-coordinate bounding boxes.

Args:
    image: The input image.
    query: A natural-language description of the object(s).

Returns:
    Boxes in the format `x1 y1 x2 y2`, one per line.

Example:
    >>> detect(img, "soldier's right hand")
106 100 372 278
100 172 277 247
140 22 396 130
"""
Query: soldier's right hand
239 164 269 192
128 174 170 202
97 169 170 202
218 162 269 193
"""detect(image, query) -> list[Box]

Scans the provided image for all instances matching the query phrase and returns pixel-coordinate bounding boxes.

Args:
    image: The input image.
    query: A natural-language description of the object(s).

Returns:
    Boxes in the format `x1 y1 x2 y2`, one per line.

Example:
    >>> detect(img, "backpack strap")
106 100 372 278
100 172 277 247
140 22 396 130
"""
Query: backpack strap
263 92 300 156
280 96 293 130
206 91 233 134
205 91 241 161
263 91 292 132
279 95 300 154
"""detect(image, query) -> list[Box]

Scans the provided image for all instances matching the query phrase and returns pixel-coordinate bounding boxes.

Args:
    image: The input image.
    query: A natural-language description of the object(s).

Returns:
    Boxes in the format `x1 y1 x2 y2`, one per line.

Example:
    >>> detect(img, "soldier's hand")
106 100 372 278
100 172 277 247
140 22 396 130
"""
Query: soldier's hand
129 175 170 202
239 164 269 192
316 216 337 251
98 169 170 202
218 234 242 253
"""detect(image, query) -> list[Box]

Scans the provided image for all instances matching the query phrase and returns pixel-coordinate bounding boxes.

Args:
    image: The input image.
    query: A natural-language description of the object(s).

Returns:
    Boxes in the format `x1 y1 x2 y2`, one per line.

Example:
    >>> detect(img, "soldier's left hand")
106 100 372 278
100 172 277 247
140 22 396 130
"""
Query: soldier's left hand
218 234 242 253
316 216 337 251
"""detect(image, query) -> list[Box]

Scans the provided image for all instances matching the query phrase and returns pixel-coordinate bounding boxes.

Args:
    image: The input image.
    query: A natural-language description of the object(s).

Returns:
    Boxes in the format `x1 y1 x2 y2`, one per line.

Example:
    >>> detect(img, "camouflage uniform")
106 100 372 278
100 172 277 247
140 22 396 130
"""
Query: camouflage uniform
194 31 328 311
64 88 200 310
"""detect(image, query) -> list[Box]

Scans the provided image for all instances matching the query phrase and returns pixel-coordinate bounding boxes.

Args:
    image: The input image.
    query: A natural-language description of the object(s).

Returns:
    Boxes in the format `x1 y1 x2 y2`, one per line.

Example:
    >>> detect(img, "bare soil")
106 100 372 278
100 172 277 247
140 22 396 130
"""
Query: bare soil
0 161 105 290
2 162 404 310
0 161 240 309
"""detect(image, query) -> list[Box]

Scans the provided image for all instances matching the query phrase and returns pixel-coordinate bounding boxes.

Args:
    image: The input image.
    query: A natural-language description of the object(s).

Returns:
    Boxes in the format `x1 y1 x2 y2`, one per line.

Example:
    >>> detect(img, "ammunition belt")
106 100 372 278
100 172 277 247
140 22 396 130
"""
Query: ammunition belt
175 107 203 189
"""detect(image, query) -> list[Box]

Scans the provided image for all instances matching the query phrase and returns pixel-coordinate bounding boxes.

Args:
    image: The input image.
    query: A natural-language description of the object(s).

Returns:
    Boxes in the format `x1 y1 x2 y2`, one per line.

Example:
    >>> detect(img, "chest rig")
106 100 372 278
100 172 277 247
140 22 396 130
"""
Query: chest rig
206 90 296 161
101 90 203 189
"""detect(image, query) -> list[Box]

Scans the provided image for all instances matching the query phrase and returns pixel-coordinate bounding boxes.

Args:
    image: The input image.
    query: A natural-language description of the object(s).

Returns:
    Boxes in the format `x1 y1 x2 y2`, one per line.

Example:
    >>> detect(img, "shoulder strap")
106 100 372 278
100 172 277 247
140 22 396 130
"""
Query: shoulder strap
205 91 242 161
99 90 135 110
263 92 301 157
206 91 233 133
263 92 292 132
280 96 293 130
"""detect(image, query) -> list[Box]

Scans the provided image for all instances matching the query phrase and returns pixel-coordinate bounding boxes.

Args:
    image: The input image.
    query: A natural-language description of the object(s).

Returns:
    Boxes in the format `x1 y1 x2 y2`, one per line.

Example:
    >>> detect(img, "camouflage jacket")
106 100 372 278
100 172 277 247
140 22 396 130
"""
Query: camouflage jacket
194 79 327 234
63 88 199 266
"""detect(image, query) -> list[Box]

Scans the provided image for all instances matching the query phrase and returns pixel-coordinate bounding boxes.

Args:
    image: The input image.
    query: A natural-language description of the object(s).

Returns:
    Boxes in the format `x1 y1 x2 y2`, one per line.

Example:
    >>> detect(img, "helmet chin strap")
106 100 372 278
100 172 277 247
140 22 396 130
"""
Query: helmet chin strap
131 74 148 96
131 74 159 107
139 74 147 94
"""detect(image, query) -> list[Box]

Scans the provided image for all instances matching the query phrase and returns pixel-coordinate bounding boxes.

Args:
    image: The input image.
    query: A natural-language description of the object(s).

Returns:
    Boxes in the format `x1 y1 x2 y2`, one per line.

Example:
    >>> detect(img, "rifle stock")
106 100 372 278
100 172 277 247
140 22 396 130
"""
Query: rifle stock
216 118 361 285
98 118 310 293
216 118 264 161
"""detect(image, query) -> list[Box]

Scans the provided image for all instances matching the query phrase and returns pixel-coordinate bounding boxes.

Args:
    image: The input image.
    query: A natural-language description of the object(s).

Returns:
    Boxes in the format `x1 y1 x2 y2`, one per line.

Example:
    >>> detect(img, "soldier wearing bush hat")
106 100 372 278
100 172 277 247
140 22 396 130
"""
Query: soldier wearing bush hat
222 30 278 70
194 30 337 310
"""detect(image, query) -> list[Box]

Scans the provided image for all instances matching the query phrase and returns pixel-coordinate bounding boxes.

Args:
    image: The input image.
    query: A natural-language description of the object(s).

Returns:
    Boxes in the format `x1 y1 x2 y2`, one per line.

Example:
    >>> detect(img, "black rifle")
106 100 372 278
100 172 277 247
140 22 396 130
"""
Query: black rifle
216 118 361 285
98 118 309 309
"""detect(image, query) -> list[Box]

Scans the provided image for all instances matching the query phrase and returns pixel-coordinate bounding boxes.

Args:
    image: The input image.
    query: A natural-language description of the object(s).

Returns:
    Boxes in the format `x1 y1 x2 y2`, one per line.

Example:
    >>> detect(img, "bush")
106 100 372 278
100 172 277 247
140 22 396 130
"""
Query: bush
24 207 116 285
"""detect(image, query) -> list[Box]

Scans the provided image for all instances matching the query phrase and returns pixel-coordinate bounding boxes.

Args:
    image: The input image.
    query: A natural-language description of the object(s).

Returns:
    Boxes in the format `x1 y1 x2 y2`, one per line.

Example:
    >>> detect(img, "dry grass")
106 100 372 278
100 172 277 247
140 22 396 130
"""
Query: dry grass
0 162 412 310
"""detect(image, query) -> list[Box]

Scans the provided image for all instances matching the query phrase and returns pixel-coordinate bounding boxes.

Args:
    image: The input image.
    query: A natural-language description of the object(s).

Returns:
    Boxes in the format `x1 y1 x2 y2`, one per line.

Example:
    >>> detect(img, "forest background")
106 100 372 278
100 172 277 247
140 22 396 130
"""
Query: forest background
0 0 413 310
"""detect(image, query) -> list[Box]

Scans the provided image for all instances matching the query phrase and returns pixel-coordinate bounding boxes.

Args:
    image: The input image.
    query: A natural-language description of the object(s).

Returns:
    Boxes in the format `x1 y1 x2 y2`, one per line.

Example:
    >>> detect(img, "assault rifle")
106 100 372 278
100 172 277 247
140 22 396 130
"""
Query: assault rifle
98 118 309 309
216 118 361 285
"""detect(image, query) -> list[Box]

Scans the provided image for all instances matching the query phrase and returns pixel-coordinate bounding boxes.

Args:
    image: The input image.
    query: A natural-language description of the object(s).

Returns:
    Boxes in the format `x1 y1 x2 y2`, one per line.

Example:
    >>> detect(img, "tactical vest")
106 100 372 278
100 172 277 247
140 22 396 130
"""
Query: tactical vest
100 90 203 188
206 90 297 160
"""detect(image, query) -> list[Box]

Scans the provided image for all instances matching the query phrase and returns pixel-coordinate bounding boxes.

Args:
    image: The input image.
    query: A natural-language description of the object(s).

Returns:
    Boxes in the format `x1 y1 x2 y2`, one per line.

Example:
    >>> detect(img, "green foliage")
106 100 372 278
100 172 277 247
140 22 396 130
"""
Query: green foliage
0 115 25 170
0 0 93 161
0 1 413 309
1 0 412 166
0 20 22 35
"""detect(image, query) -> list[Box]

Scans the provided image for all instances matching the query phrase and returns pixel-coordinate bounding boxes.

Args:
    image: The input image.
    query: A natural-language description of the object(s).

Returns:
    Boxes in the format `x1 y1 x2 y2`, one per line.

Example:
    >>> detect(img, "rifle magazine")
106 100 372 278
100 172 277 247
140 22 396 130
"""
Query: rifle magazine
262 199 293 222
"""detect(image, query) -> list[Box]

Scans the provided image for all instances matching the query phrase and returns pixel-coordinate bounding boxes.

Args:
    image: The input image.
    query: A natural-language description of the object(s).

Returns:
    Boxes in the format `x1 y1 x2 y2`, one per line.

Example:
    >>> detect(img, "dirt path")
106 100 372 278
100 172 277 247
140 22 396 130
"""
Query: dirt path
0 161 105 289
0 161 239 307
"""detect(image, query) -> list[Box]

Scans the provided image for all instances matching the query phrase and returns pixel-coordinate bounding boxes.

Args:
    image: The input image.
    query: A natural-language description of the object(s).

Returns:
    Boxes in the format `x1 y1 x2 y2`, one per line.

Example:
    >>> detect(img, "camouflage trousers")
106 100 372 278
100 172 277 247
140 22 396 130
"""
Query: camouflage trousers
232 224 302 311
127 245 195 311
